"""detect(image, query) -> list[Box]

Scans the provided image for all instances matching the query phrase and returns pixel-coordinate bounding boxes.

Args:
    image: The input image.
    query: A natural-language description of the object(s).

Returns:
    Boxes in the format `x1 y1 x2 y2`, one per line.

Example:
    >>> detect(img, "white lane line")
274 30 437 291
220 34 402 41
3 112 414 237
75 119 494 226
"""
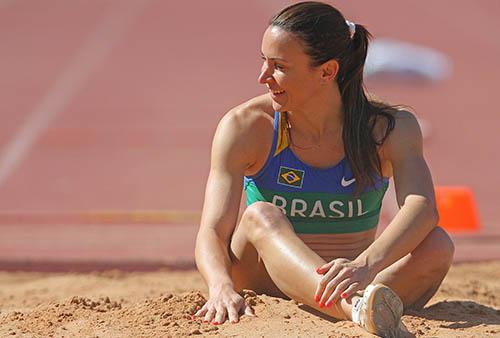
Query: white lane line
0 0 151 187
0 209 202 225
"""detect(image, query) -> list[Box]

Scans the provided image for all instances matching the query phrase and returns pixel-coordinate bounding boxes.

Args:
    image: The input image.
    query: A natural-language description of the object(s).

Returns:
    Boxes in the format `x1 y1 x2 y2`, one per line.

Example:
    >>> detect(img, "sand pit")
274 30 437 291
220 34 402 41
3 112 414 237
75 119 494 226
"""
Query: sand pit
0 261 499 337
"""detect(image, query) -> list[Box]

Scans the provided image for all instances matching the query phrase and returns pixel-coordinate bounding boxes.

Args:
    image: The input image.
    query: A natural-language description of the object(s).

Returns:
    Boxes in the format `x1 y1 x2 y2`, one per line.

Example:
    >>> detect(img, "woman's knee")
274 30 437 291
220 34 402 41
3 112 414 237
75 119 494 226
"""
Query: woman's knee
240 201 290 242
416 226 455 269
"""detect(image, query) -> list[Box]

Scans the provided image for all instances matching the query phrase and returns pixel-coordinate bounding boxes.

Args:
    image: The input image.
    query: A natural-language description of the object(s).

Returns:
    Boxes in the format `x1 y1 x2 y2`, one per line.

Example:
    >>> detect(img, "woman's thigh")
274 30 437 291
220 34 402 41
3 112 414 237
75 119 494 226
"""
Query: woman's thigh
228 219 289 299
371 226 454 309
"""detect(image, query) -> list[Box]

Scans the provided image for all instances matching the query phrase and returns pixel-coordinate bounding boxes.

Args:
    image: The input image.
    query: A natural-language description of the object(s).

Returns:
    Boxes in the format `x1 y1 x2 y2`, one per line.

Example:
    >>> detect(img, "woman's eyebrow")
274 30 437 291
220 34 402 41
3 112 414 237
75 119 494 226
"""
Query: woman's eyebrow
260 52 289 63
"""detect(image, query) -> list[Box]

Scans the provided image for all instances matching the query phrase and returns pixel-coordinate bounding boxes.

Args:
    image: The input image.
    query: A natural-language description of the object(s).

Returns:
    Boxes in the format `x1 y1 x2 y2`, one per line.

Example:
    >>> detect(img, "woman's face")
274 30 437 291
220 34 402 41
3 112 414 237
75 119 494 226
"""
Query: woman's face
258 26 323 112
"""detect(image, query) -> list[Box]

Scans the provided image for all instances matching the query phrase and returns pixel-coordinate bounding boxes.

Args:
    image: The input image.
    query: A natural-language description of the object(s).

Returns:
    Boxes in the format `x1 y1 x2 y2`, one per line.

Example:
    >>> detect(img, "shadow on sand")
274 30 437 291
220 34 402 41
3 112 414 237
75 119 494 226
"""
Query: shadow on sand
407 300 500 329
297 299 500 336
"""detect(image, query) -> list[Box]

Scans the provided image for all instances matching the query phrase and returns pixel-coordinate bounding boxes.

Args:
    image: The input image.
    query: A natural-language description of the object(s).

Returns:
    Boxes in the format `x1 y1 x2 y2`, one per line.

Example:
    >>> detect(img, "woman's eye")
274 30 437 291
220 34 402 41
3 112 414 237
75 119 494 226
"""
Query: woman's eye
260 56 284 71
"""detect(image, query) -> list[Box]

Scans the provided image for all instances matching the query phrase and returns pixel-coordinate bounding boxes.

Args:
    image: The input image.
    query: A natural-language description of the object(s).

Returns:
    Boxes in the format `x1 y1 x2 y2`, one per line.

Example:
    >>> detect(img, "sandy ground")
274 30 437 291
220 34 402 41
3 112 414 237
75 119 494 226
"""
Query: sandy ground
0 262 499 338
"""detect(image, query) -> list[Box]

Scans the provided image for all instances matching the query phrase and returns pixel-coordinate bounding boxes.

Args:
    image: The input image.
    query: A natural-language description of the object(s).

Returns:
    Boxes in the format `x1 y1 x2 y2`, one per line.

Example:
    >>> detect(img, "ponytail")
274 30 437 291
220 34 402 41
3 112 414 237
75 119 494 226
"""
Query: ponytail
338 23 384 196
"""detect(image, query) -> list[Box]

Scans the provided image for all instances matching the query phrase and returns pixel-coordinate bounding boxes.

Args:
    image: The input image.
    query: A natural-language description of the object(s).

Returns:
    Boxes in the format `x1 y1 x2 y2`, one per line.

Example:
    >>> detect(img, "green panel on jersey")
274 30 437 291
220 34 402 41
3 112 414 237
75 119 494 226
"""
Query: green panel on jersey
244 180 388 234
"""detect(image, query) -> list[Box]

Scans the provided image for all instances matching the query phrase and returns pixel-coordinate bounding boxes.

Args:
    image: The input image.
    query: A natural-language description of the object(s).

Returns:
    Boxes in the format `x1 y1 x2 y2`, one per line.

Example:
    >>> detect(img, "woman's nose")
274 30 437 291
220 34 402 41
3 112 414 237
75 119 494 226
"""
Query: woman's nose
258 63 272 84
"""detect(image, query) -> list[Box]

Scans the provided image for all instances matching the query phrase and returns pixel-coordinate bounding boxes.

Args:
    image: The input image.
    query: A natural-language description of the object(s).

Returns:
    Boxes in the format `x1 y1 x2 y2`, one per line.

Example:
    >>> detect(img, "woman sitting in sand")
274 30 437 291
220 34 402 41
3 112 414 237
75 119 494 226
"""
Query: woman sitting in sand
193 1 455 336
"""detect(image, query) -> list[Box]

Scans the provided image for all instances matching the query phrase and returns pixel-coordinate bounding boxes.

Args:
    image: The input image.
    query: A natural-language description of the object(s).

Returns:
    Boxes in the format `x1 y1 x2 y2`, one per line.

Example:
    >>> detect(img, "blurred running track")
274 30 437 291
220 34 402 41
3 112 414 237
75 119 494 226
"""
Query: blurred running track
0 0 499 269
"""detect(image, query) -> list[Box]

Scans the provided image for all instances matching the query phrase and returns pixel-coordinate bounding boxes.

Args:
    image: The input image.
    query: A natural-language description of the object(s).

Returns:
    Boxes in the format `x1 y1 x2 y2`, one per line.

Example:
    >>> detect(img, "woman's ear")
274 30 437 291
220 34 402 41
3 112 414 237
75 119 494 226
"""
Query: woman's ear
320 59 339 84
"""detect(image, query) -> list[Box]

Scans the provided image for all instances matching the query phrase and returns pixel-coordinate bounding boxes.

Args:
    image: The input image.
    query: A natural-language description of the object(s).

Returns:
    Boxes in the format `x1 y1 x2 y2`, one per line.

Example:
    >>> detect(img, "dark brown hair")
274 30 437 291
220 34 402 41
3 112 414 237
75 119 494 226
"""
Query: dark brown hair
270 1 399 196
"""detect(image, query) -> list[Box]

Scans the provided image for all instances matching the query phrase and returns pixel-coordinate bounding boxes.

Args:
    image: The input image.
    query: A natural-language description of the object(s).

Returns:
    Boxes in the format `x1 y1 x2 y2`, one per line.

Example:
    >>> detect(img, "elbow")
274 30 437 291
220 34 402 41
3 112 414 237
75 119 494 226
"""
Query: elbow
419 198 439 229
422 198 440 229
405 194 440 227
429 206 440 228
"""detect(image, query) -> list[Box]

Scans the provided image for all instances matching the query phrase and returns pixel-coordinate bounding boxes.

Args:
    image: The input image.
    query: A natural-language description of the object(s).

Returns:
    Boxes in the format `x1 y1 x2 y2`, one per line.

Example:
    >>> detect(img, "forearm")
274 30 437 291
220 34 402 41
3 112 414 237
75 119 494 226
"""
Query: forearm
195 228 235 292
357 195 438 274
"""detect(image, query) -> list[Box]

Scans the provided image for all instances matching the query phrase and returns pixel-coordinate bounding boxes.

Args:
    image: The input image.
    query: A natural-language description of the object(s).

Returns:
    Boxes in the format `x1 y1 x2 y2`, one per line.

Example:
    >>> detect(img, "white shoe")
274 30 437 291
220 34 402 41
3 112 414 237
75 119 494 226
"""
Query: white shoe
352 284 404 338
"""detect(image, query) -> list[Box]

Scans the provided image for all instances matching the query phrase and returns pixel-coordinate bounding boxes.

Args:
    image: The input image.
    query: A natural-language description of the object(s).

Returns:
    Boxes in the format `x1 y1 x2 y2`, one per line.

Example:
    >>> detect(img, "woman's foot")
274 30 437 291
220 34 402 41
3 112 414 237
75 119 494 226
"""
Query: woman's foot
351 284 404 338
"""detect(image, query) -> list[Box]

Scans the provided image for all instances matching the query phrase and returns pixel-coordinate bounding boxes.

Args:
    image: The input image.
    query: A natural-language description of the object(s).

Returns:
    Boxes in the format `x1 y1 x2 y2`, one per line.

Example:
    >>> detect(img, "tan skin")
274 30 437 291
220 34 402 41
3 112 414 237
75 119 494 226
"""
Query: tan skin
194 26 454 325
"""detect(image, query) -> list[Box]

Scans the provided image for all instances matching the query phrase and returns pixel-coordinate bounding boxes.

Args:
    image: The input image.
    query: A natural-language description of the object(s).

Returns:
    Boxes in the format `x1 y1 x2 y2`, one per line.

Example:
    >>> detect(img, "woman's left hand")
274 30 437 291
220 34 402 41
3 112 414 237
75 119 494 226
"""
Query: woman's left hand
314 257 376 308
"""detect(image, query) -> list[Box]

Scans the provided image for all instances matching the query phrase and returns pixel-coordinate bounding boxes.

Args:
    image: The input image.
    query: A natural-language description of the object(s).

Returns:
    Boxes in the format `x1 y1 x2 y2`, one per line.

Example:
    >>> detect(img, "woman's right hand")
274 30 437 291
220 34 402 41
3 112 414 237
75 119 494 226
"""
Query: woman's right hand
193 284 255 324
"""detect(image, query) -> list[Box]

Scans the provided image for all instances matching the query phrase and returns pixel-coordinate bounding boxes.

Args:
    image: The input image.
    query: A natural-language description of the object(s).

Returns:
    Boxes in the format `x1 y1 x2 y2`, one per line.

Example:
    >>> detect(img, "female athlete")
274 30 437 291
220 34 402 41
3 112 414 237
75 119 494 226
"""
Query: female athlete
193 2 454 336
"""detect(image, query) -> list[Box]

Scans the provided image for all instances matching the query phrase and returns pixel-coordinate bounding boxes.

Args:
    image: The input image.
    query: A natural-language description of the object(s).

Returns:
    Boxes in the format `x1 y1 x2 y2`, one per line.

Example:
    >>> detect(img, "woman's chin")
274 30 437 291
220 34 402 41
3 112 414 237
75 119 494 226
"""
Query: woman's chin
271 97 286 112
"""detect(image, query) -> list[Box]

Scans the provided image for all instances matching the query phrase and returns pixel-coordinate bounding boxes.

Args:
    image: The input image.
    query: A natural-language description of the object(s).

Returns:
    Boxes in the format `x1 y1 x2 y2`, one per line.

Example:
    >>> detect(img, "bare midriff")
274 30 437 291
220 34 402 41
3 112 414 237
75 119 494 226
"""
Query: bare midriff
298 227 377 261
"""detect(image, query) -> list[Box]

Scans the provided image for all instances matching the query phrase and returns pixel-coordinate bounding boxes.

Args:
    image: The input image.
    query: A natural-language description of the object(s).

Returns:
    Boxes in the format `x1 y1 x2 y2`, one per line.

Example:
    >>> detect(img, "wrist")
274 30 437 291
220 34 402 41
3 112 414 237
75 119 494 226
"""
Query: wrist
355 251 384 276
208 280 234 294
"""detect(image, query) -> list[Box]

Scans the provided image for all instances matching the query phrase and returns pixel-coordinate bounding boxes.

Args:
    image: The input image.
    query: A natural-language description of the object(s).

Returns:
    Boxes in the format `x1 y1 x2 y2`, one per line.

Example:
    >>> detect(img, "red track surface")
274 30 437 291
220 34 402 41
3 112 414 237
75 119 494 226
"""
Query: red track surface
0 0 499 270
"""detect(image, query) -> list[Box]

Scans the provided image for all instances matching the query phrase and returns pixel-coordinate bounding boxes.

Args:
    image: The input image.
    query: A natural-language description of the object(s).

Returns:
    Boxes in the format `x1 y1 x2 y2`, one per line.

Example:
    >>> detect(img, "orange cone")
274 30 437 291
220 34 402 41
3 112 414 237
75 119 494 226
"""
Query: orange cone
435 186 481 233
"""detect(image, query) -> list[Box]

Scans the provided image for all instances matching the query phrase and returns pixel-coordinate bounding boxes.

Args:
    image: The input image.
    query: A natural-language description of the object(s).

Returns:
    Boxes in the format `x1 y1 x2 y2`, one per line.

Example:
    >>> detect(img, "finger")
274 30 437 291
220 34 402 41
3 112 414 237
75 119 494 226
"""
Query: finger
194 303 208 317
323 262 349 281
213 306 227 325
316 260 335 274
315 264 342 301
325 278 353 308
227 304 240 323
340 282 361 301
203 307 216 323
314 263 343 303
319 268 353 305
318 258 350 273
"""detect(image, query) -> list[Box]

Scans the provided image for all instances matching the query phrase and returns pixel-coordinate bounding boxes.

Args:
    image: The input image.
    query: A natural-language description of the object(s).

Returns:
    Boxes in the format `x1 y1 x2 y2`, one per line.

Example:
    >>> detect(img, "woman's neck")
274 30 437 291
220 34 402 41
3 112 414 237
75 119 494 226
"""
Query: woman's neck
286 86 343 143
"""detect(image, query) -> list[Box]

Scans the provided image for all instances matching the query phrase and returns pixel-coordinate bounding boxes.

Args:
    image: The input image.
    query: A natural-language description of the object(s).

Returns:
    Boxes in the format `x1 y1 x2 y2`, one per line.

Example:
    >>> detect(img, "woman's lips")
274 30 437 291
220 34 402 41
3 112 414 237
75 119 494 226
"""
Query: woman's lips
270 89 285 97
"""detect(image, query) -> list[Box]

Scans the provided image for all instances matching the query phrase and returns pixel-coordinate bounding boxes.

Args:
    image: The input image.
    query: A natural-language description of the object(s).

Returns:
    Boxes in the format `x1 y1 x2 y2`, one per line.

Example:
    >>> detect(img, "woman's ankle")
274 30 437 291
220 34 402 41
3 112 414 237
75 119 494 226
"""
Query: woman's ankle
339 295 360 321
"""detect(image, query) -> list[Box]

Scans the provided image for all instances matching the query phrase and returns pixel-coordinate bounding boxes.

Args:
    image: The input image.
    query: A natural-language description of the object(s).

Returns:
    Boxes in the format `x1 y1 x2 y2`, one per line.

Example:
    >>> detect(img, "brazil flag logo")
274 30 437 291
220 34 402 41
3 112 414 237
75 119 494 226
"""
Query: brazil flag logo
277 166 305 188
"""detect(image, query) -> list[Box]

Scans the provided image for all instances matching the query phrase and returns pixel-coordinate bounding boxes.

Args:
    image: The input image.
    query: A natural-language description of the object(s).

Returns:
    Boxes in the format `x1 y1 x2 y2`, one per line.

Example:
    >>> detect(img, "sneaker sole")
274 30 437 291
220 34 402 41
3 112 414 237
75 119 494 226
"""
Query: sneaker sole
365 284 404 337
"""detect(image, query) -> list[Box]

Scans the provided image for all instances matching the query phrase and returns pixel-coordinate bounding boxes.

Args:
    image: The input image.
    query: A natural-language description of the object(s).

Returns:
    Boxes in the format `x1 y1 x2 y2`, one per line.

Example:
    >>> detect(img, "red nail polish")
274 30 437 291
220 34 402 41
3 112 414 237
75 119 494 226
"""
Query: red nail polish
319 302 325 308
314 295 320 302
316 268 321 274
325 300 332 307
191 315 196 320
341 292 348 299
212 322 219 325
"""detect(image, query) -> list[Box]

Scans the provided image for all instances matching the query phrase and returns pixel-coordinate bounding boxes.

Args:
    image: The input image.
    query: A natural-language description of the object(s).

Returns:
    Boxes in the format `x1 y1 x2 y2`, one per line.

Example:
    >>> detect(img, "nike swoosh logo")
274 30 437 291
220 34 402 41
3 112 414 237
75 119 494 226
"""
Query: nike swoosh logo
341 176 356 187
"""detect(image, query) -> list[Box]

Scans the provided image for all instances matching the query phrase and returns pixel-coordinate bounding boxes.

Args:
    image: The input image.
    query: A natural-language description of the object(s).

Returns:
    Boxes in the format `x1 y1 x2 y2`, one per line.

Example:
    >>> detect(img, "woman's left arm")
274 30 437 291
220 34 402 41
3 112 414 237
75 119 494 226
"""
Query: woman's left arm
315 111 439 305
356 110 439 273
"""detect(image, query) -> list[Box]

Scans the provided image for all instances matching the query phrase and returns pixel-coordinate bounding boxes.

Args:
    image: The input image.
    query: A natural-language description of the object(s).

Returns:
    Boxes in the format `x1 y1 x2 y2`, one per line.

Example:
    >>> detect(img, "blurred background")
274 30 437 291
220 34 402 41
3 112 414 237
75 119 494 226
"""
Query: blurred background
0 0 498 271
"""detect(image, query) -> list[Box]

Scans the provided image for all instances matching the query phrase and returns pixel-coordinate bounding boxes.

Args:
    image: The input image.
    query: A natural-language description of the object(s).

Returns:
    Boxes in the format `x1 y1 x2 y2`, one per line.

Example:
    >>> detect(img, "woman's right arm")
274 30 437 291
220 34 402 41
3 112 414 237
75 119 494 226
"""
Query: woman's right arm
194 109 258 324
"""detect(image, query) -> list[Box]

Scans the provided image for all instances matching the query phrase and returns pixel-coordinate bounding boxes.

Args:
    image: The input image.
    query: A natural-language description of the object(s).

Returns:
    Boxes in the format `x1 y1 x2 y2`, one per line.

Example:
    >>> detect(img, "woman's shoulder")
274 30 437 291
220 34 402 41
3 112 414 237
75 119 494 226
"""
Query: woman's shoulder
371 105 418 143
382 109 423 149
375 109 421 143
229 93 275 119
371 107 421 178
220 94 275 136
375 108 423 170
215 94 276 174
